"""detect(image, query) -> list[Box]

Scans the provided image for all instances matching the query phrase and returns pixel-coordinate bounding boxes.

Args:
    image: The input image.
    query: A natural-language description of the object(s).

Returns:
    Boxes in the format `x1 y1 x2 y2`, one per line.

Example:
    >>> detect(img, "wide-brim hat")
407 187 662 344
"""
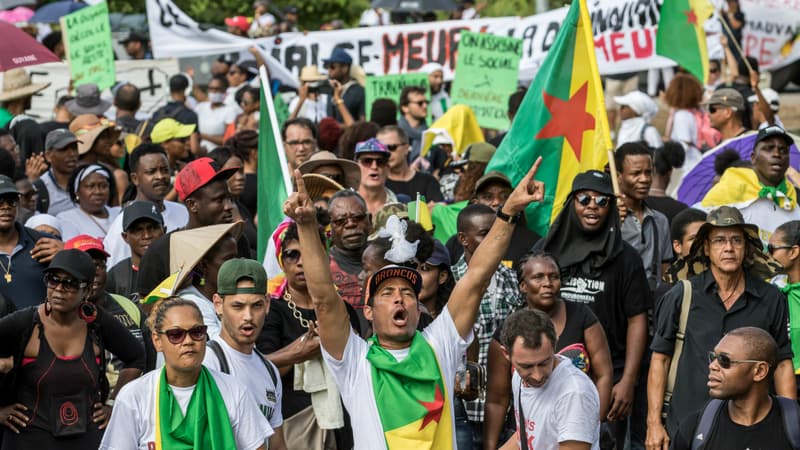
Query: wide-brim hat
0 68 50 102
299 65 327 83
69 114 117 155
302 173 344 200
170 221 244 289
65 83 112 116
664 206 780 283
297 150 360 189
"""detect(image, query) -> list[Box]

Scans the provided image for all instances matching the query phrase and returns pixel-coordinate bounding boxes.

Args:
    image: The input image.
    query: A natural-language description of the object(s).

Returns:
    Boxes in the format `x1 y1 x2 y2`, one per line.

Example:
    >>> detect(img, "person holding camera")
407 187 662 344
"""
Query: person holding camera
289 66 331 125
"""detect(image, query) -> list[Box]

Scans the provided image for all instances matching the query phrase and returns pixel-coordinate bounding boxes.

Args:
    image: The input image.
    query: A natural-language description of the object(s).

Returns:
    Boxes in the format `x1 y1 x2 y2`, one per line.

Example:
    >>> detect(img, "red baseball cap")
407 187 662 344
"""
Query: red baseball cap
224 16 251 33
175 157 239 201
64 235 110 258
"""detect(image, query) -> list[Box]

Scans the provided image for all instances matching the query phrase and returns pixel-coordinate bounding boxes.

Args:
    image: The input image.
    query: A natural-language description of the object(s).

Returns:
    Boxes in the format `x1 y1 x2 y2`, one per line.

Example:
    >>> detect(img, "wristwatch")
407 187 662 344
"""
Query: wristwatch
496 205 522 224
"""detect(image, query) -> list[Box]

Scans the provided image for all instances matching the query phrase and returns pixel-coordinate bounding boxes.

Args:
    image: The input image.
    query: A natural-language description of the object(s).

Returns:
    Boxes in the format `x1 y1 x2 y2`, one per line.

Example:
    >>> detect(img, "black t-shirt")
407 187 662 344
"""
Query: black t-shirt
671 398 795 450
257 296 361 418
106 258 138 300
326 82 365 122
385 171 444 202
492 301 599 351
557 242 651 371
240 174 258 219
646 196 688 224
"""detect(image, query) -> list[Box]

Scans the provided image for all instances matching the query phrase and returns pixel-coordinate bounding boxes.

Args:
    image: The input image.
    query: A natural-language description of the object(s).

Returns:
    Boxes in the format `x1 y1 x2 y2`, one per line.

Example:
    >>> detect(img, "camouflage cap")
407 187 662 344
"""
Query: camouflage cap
369 203 408 241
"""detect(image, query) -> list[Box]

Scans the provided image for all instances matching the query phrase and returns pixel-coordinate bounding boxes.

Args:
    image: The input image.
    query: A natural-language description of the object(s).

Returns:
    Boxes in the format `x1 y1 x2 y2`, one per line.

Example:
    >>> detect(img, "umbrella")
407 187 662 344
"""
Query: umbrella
0 21 60 71
371 0 458 12
0 6 34 24
0 0 35 10
29 0 87 23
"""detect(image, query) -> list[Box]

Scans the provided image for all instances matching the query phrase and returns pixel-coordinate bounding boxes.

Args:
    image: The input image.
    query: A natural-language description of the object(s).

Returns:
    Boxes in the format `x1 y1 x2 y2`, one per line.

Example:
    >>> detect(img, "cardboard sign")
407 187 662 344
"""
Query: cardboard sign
60 1 115 89
364 72 429 120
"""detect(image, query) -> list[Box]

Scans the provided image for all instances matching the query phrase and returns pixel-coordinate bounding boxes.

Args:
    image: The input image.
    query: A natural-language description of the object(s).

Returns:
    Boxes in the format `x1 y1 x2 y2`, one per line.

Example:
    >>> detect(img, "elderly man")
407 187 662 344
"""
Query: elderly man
671 327 800 450
646 207 795 449
701 126 800 243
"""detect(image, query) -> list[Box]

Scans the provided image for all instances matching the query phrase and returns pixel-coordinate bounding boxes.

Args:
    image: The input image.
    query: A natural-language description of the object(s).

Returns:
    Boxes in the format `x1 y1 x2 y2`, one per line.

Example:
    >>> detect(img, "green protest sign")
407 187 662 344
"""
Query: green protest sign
60 1 115 90
365 73 429 121
451 31 522 130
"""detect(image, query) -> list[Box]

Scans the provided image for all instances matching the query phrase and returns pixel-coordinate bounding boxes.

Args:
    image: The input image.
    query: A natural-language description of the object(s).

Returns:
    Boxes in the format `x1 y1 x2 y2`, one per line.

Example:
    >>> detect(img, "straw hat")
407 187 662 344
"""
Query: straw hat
69 114 118 155
169 221 245 289
0 68 50 102
299 65 327 83
302 173 344 200
297 150 361 189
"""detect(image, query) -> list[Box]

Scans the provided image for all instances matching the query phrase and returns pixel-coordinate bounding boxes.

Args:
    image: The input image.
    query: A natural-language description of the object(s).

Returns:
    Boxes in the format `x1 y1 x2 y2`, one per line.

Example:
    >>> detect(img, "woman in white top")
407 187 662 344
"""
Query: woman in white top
195 76 239 151
57 164 120 241
99 296 270 450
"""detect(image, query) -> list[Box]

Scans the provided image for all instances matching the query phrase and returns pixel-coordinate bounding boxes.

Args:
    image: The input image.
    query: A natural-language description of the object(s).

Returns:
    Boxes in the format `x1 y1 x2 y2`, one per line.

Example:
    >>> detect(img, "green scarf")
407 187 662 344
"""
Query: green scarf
781 282 800 374
758 179 790 208
156 366 237 450
366 332 453 449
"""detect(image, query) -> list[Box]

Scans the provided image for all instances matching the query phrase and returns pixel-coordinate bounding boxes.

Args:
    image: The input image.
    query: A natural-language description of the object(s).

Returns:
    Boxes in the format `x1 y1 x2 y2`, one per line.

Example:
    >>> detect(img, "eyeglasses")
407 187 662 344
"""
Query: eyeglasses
331 213 367 227
0 195 19 207
575 193 610 208
384 144 407 152
286 139 315 147
708 236 745 248
708 351 764 369
44 274 87 292
767 243 794 255
708 105 737 114
409 100 429 106
159 325 208 345
358 157 388 168
281 249 301 264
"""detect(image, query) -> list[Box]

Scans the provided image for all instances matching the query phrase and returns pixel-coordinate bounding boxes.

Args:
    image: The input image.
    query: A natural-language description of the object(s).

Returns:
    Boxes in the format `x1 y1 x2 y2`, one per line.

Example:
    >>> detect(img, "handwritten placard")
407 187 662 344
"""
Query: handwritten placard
451 31 522 130
60 1 115 90
365 73 429 121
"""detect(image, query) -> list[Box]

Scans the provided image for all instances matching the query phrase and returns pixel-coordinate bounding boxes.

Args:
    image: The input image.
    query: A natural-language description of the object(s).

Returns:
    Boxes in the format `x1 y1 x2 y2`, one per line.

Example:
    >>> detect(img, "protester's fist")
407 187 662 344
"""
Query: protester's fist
617 194 628 223
503 156 545 216
283 169 316 224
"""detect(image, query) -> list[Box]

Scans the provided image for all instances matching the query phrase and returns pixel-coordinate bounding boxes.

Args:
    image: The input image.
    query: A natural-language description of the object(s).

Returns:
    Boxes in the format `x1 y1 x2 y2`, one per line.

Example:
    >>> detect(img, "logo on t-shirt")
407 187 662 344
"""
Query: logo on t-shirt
560 276 605 304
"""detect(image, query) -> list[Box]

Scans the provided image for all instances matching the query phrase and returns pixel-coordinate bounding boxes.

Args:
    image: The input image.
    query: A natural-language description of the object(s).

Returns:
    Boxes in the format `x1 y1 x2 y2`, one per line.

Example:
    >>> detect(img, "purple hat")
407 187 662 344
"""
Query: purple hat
354 138 390 159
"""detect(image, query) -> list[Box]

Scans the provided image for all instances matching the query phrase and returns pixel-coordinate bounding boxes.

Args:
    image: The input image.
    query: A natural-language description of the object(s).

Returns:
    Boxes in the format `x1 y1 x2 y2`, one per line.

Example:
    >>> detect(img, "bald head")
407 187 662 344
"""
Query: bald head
725 327 778 373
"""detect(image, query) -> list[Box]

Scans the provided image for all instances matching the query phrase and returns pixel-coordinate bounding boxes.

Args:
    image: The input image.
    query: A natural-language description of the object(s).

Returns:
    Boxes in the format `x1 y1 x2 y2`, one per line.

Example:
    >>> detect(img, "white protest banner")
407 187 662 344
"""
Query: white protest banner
740 0 800 70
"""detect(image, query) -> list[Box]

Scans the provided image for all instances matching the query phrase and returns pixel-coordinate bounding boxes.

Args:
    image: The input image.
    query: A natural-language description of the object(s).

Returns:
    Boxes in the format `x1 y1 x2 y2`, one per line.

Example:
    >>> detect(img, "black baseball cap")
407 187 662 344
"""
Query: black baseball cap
45 249 95 283
570 170 614 196
122 201 164 232
754 125 794 147
364 265 422 302
0 175 19 196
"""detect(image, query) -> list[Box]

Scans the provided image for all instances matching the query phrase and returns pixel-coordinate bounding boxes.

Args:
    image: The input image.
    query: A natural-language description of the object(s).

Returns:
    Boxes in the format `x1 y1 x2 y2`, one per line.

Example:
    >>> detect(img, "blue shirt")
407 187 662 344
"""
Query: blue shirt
0 223 48 309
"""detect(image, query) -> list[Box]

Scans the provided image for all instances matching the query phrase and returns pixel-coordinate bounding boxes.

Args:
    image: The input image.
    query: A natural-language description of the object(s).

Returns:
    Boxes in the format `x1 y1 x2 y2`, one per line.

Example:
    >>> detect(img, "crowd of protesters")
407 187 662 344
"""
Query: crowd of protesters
0 0 799 449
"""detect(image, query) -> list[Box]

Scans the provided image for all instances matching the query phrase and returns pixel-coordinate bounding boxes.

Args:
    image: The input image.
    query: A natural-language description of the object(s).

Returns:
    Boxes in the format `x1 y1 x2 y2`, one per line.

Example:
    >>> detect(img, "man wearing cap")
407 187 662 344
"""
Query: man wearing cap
379 125 443 203
701 126 800 243
204 258 287 450
120 31 152 60
137 157 251 298
225 15 251 37
283 157 543 449
324 48 365 124
150 118 195 170
65 235 155 371
289 66 330 123
614 91 662 149
103 144 189 268
705 88 748 141
354 138 399 215
1 68 49 164
748 87 783 130
107 201 165 300
38 129 80 215
646 206 796 449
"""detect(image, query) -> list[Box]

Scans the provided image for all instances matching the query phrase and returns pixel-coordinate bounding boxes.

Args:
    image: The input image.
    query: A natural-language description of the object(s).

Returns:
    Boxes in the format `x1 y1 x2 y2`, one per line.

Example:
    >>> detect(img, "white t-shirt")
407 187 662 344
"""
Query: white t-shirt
103 201 189 268
177 285 221 339
321 308 472 450
512 355 600 450
194 101 239 151
98 368 272 450
288 95 329 124
359 8 390 26
56 206 121 241
670 109 702 173
203 337 284 429
616 117 663 150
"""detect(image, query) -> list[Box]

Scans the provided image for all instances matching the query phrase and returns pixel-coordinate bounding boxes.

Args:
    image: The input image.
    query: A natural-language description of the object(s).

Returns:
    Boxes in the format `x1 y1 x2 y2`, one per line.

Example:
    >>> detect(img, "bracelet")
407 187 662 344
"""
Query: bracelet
334 98 344 106
496 204 522 224
105 398 115 408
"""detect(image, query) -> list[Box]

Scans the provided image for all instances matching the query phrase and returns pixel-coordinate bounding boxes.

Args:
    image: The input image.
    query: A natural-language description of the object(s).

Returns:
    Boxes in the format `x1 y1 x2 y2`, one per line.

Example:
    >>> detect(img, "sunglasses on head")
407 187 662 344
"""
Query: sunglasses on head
159 325 208 345
708 351 764 369
44 273 87 292
575 192 610 207
281 249 301 264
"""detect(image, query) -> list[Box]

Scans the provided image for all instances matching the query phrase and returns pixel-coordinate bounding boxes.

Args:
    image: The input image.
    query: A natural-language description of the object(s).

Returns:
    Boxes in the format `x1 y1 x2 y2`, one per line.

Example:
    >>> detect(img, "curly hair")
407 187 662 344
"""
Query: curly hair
664 74 703 110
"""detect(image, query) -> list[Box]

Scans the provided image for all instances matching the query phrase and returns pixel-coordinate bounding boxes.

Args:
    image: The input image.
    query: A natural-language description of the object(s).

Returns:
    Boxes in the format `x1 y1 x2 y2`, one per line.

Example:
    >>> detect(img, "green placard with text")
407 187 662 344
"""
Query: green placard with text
60 1 115 90
365 73 429 121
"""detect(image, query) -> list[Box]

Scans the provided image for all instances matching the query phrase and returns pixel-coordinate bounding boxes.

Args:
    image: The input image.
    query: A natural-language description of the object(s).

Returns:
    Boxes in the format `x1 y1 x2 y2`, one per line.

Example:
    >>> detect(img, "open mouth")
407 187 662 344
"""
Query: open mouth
240 324 256 337
583 213 600 225
392 309 408 327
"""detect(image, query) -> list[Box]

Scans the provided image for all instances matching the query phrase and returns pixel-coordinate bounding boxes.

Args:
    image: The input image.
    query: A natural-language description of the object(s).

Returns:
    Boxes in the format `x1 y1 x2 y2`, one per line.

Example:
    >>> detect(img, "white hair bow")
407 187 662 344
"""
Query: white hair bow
378 215 419 264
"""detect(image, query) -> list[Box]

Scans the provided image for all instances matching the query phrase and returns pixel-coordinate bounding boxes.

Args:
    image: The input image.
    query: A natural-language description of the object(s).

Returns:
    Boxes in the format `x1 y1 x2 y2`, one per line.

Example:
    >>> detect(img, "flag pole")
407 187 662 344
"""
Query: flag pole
607 149 621 195
259 65 294 196
716 10 754 74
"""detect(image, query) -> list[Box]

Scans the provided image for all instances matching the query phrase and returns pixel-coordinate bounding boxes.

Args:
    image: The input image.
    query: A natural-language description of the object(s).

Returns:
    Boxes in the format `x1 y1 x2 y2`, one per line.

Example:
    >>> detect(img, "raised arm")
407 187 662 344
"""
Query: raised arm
447 158 544 338
282 171 351 359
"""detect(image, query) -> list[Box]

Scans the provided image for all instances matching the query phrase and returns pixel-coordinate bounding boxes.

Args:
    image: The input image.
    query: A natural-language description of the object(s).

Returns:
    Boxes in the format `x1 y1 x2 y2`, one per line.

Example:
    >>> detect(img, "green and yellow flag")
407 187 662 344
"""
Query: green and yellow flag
485 0 612 237
656 0 714 83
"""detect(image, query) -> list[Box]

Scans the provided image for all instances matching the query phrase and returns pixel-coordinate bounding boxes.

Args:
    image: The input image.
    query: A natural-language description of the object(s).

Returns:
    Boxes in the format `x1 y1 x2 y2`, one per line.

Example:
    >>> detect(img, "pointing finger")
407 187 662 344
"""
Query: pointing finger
294 169 307 194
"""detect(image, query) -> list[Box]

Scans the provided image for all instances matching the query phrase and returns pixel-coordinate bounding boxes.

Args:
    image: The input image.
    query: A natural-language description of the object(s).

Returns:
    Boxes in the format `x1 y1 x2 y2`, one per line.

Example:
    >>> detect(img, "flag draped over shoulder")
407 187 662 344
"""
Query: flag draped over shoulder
485 0 611 237
656 0 714 83
257 67 293 263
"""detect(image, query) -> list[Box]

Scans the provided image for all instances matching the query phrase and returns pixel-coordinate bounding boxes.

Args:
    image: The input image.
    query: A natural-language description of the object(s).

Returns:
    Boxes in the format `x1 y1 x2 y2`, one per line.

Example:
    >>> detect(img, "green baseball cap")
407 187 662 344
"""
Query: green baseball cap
217 258 267 296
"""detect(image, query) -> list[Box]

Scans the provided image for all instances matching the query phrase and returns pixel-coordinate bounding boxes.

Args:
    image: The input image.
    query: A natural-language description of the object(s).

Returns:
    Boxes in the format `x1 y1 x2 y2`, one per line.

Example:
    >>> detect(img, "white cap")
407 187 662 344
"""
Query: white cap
431 129 454 146
25 214 62 236
747 88 780 111
420 62 444 75
613 90 658 121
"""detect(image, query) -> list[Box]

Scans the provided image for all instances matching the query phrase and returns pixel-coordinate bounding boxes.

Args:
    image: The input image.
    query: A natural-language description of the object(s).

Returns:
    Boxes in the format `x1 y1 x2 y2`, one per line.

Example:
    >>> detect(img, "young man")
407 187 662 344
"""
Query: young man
106 201 165 300
40 129 79 215
671 327 800 449
379 125 443 202
397 86 429 162
500 308 600 449
282 158 544 449
204 258 287 450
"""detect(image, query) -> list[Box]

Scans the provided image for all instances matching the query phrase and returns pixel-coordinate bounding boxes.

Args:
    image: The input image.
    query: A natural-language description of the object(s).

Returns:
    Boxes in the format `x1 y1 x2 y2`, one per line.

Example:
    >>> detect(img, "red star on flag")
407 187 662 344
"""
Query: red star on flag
683 9 698 24
418 384 444 430
535 82 596 160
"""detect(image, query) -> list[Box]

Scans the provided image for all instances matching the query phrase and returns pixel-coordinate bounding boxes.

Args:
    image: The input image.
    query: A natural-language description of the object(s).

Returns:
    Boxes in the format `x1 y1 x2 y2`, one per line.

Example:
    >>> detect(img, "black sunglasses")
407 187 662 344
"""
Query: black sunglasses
281 249 301 264
575 192 610 208
385 144 406 152
0 195 19 207
708 351 763 369
159 325 208 345
767 243 794 255
44 274 87 292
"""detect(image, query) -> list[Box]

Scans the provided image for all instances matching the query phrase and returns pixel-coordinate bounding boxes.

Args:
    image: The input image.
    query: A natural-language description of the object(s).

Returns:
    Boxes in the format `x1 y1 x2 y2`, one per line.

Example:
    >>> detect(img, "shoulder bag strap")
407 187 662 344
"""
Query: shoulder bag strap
776 396 800 449
665 280 692 412
206 340 230 374
516 375 528 450
254 347 278 386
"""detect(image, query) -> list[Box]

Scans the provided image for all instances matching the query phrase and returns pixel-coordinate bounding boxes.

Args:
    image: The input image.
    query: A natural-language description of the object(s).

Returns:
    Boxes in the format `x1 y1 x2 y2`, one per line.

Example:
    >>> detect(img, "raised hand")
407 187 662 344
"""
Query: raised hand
282 169 316 224
502 156 545 216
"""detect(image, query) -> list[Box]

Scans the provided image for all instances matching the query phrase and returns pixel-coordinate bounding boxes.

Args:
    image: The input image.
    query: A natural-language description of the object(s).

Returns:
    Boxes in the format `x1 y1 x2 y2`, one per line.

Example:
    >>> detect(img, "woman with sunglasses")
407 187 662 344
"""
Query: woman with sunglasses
0 249 144 449
768 220 800 393
57 163 120 241
99 296 270 449
484 250 614 448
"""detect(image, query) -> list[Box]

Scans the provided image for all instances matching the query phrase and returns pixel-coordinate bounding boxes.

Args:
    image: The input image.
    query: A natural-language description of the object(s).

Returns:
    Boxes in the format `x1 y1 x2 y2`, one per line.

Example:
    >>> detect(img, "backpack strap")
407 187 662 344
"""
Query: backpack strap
776 396 800 449
254 347 278 387
207 339 230 374
109 293 141 327
692 399 724 450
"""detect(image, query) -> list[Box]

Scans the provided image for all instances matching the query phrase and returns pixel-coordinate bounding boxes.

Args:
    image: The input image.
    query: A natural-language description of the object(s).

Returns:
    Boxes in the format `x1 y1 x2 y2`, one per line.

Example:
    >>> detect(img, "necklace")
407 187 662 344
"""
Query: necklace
284 291 310 329
0 255 11 282
719 271 744 307
81 208 109 235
